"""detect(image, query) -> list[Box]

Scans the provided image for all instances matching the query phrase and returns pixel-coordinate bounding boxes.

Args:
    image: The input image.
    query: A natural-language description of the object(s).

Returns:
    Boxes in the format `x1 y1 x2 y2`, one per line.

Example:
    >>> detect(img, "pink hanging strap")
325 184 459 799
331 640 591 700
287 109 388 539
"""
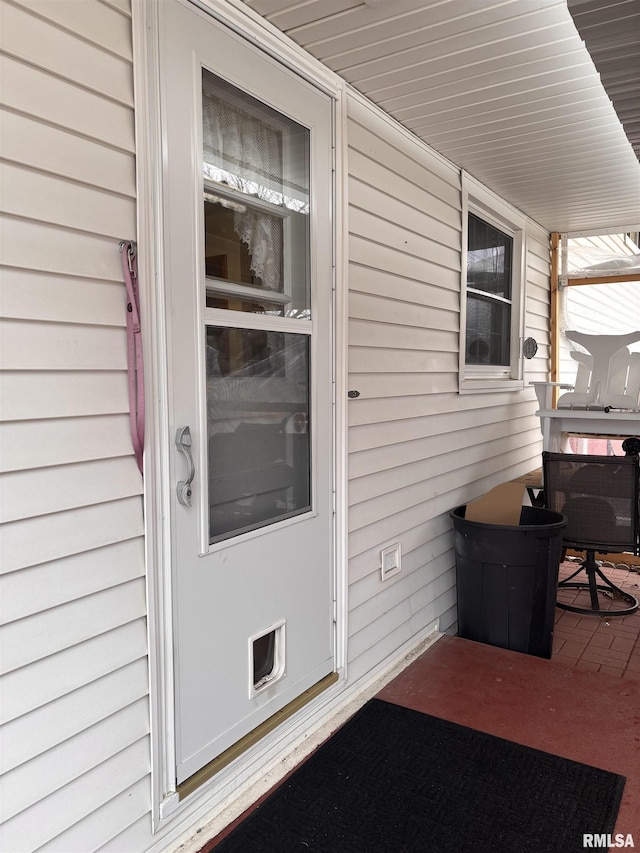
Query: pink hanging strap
119 240 145 474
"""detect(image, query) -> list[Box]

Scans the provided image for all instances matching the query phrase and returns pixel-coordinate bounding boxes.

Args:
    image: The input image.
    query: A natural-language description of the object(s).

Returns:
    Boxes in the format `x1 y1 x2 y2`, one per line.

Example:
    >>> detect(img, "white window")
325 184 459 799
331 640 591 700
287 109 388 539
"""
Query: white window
459 173 527 392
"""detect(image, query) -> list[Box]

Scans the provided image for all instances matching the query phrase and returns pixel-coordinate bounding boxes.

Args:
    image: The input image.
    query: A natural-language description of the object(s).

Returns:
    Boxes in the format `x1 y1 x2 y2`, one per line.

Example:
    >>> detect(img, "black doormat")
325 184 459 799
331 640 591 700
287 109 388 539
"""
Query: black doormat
212 698 625 853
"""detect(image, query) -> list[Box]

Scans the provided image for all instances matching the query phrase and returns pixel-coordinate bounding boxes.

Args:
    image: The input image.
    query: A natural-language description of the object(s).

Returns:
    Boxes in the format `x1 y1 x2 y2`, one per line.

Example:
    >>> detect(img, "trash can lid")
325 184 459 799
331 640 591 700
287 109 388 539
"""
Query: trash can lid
451 504 566 532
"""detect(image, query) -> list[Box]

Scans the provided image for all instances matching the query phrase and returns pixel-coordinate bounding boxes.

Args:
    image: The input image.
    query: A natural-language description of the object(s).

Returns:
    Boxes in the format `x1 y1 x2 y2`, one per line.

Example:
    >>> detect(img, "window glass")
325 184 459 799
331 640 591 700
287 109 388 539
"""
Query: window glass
467 213 512 299
465 294 511 365
465 212 514 367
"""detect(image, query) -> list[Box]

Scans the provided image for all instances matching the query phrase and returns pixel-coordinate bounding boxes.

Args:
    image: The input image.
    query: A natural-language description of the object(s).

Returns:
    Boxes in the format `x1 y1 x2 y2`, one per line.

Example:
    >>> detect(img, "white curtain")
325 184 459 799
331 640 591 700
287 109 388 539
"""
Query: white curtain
203 87 283 291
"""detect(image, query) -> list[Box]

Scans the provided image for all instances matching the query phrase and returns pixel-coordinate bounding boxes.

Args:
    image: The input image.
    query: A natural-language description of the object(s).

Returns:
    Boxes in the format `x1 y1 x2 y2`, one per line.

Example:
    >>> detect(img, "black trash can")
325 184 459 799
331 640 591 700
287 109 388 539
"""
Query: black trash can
450 505 567 659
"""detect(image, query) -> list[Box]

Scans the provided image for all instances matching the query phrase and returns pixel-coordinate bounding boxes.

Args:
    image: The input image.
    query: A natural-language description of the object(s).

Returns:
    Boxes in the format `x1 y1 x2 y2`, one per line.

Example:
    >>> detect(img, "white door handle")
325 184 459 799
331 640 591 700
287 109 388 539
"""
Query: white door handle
176 426 194 507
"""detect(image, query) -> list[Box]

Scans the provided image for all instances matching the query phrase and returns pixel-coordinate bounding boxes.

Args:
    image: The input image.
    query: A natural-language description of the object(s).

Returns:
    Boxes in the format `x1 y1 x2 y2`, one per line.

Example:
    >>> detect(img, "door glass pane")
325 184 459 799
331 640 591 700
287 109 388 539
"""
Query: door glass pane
202 69 310 318
206 326 311 543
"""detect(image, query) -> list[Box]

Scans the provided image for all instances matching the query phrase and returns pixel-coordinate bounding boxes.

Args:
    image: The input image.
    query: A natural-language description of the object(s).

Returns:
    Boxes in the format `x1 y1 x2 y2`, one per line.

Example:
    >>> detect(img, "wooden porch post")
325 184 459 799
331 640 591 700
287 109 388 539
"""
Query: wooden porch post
550 232 560 406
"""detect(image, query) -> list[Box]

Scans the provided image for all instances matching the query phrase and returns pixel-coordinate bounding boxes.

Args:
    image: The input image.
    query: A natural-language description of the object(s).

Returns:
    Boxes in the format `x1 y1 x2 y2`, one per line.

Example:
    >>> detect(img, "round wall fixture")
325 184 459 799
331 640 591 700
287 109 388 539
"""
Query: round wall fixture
523 337 538 359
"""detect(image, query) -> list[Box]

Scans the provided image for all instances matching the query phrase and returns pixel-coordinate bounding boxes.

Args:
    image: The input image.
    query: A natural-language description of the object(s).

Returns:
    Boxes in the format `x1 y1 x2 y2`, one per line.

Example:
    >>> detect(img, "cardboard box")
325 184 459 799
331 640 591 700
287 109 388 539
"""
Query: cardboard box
464 482 526 526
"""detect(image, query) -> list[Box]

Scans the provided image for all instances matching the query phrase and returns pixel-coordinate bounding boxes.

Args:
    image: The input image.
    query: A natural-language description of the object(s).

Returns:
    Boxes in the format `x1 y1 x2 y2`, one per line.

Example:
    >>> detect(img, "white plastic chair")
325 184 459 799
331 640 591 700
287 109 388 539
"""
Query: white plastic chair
556 331 640 411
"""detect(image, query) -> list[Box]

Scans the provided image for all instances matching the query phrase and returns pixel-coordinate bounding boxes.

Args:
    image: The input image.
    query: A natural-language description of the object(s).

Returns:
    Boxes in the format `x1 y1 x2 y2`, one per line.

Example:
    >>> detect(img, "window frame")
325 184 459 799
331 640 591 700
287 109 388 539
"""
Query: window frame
459 173 527 393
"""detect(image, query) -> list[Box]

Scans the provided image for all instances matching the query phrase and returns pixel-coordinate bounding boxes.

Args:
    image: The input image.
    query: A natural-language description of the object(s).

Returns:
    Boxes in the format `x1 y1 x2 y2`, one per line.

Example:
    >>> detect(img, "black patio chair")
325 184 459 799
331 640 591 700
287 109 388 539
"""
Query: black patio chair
542 451 639 616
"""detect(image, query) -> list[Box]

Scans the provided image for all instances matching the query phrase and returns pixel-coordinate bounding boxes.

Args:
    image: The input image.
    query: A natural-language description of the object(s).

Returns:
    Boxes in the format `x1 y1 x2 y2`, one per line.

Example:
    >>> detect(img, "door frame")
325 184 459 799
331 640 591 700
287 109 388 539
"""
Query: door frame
132 0 348 832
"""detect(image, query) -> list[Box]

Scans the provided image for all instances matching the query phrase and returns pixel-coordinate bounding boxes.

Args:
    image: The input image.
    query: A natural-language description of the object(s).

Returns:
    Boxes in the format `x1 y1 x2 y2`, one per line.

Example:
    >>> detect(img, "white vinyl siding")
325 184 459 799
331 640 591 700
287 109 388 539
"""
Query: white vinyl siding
0 2 149 851
346 94 549 682
525 229 555 384
1 2 555 850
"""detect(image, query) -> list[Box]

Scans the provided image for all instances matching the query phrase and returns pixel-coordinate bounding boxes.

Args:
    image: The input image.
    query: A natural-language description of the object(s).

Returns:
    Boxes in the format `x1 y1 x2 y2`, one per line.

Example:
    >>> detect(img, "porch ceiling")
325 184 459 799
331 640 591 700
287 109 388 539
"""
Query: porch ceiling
241 0 640 234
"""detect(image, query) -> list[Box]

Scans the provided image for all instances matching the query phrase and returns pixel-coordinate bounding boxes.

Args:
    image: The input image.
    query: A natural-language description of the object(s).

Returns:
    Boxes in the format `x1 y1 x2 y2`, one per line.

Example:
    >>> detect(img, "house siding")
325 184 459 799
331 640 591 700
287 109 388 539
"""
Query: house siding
0 1 150 851
346 94 549 682
1 2 553 851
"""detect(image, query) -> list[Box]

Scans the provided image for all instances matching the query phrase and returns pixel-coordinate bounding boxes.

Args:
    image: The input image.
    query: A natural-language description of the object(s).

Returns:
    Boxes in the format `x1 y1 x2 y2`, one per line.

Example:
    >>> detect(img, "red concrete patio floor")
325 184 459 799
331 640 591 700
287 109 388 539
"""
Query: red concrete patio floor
553 558 640 679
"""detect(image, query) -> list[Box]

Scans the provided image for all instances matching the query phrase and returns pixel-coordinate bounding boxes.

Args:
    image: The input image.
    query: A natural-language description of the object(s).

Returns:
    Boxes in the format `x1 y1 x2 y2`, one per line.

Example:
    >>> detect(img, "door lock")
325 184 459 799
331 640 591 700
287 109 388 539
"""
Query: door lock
175 426 195 507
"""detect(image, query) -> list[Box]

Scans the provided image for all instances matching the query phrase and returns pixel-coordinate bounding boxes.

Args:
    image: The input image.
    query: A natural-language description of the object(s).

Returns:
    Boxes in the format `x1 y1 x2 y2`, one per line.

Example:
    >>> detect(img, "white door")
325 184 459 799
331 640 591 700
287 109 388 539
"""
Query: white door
159 1 336 785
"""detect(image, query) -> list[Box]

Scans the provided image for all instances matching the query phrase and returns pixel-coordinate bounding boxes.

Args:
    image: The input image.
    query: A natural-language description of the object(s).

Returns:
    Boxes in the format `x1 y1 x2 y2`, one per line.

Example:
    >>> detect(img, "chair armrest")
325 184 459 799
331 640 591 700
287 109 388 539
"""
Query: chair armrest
530 382 574 410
